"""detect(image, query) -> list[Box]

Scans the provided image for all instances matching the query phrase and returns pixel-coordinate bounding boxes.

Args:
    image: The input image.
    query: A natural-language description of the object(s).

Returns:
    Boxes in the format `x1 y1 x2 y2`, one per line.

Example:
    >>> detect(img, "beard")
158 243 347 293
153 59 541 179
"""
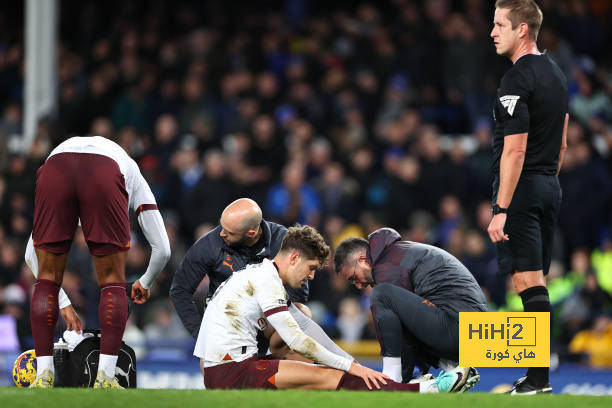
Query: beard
227 234 252 247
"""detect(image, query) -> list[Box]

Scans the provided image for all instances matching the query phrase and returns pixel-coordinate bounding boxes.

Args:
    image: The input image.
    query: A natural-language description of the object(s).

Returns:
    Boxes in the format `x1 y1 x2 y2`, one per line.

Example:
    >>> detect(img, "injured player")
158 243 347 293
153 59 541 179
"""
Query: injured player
193 225 463 392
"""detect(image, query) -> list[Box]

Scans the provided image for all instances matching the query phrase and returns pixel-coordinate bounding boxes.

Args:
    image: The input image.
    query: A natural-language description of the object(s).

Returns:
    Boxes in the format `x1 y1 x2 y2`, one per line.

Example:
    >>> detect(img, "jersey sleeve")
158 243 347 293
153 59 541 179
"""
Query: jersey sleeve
137 210 171 289
252 266 288 317
129 161 158 212
497 68 531 136
267 310 353 371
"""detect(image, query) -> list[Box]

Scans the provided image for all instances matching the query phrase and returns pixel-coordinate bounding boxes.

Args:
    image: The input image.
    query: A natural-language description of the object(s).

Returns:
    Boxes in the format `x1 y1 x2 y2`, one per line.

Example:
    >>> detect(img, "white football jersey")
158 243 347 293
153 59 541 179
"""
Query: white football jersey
194 259 288 367
48 136 156 211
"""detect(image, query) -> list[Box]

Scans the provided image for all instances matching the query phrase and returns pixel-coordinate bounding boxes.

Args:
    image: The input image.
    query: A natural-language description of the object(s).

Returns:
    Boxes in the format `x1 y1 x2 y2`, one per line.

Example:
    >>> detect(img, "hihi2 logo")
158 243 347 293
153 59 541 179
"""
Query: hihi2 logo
459 313 549 367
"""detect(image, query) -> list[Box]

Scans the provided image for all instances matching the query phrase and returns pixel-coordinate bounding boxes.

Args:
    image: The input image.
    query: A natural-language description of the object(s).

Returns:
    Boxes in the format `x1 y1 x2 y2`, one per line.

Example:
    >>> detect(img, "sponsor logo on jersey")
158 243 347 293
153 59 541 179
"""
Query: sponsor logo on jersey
223 254 234 271
499 95 520 116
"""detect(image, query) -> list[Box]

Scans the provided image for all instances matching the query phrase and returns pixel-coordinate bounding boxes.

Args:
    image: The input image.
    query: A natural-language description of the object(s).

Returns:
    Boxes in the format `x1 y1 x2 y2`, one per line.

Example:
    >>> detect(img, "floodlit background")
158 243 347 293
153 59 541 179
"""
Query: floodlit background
0 0 611 392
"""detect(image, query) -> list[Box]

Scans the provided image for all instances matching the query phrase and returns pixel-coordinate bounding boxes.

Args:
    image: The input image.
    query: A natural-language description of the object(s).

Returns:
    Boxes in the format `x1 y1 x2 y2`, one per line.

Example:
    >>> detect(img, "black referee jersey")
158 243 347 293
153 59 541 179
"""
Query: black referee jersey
492 51 568 175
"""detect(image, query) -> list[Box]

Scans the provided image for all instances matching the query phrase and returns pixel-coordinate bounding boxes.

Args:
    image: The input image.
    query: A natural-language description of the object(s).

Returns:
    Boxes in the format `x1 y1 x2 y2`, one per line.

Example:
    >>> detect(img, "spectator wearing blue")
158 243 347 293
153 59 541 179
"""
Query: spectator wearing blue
267 160 321 227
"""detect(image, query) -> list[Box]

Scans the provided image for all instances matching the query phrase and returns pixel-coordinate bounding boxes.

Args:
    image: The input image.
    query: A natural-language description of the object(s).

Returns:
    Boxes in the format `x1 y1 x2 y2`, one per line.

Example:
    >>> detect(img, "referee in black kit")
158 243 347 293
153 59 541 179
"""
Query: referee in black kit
488 0 568 395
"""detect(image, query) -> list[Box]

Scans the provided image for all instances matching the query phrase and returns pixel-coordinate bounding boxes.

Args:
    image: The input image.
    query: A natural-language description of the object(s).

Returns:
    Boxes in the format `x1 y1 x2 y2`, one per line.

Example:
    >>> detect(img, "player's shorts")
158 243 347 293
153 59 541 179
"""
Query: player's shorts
33 152 130 256
492 173 561 275
203 355 280 389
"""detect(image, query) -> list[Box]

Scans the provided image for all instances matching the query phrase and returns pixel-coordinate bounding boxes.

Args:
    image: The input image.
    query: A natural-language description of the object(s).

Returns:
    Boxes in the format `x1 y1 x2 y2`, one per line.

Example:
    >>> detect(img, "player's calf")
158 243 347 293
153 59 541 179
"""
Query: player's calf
98 282 128 379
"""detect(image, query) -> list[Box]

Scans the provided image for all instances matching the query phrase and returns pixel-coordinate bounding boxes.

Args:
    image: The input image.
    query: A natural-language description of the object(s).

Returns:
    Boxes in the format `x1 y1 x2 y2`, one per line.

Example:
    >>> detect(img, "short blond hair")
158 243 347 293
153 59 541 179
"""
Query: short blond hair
496 0 543 42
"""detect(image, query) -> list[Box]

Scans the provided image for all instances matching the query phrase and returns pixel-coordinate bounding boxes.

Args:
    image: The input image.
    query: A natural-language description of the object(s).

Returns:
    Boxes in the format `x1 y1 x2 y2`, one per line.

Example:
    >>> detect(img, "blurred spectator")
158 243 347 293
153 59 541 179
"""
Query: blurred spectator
336 297 368 342
570 60 612 126
559 135 612 252
144 299 190 342
387 155 423 230
314 161 359 223
416 124 466 215
592 240 612 295
436 194 464 248
185 148 236 238
0 283 27 351
0 102 22 143
569 315 612 367
0 239 21 285
266 160 321 227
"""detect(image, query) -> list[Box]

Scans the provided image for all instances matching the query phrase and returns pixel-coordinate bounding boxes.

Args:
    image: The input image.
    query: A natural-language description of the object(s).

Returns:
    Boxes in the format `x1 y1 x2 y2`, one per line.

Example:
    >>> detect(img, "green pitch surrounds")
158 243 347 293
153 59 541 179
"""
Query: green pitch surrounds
1 388 611 408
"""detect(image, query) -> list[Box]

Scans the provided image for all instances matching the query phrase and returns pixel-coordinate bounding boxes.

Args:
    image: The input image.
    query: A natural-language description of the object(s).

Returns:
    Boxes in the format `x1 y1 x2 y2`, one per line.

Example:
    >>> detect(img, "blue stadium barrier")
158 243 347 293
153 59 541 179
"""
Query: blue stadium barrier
4 350 612 394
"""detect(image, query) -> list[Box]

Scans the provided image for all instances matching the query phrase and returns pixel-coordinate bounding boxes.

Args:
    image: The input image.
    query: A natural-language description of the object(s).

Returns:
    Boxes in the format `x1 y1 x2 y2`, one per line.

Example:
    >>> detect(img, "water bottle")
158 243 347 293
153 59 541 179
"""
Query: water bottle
53 339 71 387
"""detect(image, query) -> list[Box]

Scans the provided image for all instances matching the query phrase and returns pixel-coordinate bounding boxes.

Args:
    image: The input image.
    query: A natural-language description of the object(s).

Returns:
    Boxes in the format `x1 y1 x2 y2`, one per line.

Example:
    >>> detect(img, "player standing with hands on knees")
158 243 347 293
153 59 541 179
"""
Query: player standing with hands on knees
488 0 568 395
28 136 171 389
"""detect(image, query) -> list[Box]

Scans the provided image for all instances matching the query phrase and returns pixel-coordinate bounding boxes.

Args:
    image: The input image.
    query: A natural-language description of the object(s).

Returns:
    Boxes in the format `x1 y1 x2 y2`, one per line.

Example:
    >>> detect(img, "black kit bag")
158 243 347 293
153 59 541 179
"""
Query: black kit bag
68 329 137 388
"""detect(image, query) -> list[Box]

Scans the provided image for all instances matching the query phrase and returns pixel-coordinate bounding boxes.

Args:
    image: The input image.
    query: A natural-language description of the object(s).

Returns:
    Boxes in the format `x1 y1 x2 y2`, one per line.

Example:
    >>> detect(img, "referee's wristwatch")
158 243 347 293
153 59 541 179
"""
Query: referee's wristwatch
492 204 508 215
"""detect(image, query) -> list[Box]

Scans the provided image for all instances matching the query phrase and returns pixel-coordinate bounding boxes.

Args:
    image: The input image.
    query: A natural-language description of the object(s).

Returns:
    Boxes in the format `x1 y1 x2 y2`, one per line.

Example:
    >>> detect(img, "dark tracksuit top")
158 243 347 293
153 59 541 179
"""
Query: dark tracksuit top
367 228 488 319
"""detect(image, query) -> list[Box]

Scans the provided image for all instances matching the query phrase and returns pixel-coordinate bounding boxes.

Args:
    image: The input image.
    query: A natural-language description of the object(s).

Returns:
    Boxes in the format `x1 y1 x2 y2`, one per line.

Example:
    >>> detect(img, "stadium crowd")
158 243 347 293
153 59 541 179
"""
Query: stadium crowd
1 0 612 365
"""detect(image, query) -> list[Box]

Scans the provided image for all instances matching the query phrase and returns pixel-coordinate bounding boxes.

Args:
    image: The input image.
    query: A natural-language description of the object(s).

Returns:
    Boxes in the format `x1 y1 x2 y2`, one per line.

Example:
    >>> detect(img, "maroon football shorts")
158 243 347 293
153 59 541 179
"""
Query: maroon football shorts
33 152 130 256
203 356 280 389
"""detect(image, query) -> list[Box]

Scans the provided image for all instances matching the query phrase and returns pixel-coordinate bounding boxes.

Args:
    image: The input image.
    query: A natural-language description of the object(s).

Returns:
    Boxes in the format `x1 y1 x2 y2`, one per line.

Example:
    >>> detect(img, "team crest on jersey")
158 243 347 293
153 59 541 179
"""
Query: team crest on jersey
499 95 520 116
257 318 268 330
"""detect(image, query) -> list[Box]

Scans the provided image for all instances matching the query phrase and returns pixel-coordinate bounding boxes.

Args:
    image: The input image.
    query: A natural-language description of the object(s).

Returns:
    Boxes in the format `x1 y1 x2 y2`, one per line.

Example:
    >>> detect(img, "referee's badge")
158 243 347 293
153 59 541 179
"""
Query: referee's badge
499 95 520 116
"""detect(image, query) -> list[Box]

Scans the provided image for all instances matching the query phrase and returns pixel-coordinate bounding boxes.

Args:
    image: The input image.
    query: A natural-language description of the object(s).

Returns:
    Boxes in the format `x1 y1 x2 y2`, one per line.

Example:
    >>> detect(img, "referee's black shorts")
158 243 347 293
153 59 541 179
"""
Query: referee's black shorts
492 173 561 276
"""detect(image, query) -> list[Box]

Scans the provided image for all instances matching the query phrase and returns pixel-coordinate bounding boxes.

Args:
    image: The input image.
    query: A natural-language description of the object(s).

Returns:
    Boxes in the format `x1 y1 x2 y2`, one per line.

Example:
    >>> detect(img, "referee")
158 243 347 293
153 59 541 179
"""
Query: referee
488 0 568 395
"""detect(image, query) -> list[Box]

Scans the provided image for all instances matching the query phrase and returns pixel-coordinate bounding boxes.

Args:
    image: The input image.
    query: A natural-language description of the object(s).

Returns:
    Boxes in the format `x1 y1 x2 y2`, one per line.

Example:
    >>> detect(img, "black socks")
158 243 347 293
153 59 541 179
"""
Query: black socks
519 285 551 387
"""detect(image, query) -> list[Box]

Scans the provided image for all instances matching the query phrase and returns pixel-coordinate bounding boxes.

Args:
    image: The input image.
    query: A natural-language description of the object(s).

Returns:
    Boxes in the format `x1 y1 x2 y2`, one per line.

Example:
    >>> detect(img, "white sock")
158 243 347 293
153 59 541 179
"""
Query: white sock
98 354 118 378
36 356 54 377
382 357 402 383
419 379 438 393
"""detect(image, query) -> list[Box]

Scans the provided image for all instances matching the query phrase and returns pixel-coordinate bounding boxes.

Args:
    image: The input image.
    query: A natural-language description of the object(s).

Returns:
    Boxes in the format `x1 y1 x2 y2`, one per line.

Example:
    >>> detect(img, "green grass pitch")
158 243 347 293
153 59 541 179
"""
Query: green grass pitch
1 388 611 408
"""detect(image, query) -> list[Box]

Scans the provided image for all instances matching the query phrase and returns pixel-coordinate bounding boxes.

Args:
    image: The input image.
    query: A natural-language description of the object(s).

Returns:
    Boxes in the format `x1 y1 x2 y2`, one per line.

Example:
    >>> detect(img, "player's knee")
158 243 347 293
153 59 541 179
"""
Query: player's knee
93 253 127 284
370 283 393 306
268 331 290 358
36 250 69 284
320 367 345 389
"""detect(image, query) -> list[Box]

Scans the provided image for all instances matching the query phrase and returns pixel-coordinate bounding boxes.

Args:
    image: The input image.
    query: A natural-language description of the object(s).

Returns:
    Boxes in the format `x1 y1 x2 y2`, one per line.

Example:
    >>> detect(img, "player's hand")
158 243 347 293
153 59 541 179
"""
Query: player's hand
60 305 83 334
487 213 509 243
348 361 388 390
131 280 150 304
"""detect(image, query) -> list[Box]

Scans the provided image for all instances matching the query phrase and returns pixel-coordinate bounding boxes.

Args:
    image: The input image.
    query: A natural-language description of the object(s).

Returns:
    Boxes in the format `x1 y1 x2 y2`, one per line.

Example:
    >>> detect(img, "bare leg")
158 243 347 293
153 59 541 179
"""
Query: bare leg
274 360 419 391
274 360 345 390
92 252 127 285
511 270 545 294
35 248 69 284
